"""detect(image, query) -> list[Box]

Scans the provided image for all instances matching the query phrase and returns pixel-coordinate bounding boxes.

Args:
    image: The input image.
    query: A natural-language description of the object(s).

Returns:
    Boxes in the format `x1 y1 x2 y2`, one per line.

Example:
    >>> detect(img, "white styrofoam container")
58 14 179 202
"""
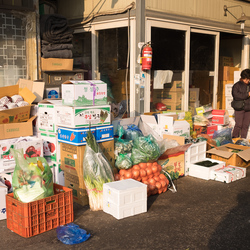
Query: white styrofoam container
189 158 226 180
53 162 65 186
225 84 233 96
0 181 7 220
210 165 246 183
103 179 147 220
185 141 207 176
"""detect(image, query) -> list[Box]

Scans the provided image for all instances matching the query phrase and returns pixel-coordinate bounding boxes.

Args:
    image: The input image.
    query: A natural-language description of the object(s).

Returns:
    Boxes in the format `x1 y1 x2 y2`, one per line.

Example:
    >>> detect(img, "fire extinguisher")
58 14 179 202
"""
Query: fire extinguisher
141 42 152 71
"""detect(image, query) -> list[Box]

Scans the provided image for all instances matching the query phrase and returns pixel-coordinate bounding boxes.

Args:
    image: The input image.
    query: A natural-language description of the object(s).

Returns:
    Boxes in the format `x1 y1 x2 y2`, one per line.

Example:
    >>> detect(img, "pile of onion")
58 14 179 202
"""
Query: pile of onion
114 162 169 196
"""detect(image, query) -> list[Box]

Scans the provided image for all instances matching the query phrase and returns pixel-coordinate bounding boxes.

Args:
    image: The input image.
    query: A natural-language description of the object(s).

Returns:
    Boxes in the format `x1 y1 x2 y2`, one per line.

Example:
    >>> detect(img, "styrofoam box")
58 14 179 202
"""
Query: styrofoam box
210 165 246 183
184 141 207 176
0 181 8 220
225 84 233 96
189 158 226 180
103 179 147 220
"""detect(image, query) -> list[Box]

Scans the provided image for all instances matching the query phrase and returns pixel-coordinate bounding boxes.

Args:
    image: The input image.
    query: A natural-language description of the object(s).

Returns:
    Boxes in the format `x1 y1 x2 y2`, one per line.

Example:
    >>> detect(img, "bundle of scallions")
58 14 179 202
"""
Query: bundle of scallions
83 129 114 211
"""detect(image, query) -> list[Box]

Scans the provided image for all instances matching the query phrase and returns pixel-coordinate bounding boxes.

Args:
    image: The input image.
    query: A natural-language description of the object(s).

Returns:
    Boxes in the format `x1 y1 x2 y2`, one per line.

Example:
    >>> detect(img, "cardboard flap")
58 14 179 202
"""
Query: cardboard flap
0 85 19 98
207 147 234 159
237 147 250 161
32 82 45 103
19 87 36 104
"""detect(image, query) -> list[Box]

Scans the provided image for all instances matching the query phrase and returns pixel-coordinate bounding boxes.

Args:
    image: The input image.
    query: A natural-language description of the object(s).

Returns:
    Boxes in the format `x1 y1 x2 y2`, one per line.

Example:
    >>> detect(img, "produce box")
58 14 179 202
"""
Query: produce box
165 81 183 92
95 125 114 142
60 139 115 176
0 181 8 220
6 184 73 237
189 88 199 102
64 171 88 206
62 80 107 106
0 116 36 140
53 163 64 186
58 127 95 146
0 85 36 124
55 104 111 128
38 132 60 163
103 179 147 220
41 58 73 71
158 135 190 179
210 165 246 183
37 99 63 133
0 136 43 168
207 144 250 168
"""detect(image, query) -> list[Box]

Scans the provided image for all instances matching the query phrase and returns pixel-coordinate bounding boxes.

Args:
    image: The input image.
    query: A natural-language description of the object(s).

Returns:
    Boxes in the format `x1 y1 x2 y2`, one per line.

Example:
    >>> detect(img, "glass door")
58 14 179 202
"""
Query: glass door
189 29 219 115
146 20 190 113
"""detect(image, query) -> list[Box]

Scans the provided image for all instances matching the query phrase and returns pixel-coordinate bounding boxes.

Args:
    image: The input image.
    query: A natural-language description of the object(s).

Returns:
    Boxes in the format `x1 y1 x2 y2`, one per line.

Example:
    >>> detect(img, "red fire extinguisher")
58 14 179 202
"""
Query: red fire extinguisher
141 42 152 71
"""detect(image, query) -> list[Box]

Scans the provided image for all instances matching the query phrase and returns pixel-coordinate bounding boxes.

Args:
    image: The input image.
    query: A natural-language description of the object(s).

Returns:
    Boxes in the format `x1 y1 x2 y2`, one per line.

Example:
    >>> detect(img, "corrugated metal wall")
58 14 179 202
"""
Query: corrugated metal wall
146 0 250 27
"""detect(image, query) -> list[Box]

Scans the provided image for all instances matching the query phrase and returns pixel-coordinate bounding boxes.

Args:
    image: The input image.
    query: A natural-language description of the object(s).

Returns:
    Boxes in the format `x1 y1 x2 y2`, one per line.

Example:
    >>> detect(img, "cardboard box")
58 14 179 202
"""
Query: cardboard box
158 135 188 179
0 136 43 167
62 80 107 106
55 104 111 128
41 58 73 71
0 116 36 140
165 81 183 92
38 99 63 133
164 102 182 111
60 139 115 176
210 165 246 183
0 181 8 220
53 163 65 186
219 66 240 81
157 114 190 137
219 56 234 67
193 125 207 135
17 79 45 103
64 171 88 206
207 144 250 168
207 125 218 135
189 88 199 102
0 85 36 124
38 132 60 163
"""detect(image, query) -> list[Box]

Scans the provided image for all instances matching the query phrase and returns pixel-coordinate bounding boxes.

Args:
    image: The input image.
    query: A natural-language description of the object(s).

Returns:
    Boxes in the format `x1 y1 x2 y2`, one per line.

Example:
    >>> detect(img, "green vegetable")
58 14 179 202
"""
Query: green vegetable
83 129 114 211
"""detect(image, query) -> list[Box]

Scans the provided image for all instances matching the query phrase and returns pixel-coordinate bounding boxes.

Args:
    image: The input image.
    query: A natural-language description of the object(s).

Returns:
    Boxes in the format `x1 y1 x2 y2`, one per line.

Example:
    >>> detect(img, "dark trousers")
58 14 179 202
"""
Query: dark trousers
232 110 250 138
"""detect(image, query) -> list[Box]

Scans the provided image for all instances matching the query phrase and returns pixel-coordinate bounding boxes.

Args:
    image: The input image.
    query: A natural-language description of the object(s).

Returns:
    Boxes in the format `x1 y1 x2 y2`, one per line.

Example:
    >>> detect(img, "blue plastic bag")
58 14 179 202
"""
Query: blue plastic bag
56 223 90 245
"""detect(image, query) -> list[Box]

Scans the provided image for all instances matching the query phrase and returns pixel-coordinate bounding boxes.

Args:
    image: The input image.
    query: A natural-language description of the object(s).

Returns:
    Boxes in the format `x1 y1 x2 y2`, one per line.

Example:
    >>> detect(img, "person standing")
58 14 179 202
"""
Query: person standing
231 69 250 138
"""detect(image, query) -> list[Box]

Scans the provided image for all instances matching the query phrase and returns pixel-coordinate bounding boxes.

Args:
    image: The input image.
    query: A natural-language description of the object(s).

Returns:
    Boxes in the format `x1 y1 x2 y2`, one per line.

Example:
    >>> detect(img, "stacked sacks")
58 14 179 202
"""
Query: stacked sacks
40 14 73 58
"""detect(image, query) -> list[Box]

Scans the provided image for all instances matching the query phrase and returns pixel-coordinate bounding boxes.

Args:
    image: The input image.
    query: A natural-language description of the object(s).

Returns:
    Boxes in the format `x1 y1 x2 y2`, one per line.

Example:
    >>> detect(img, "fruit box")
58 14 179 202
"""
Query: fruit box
0 84 36 125
6 184 74 238
62 80 107 106
55 104 111 128
0 136 43 167
210 165 246 183
207 144 250 168
0 115 36 140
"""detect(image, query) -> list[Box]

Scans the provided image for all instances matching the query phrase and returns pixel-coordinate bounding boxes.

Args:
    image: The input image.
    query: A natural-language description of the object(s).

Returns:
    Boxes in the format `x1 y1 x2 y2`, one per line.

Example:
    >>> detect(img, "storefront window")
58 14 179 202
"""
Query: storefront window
0 12 26 86
98 27 129 106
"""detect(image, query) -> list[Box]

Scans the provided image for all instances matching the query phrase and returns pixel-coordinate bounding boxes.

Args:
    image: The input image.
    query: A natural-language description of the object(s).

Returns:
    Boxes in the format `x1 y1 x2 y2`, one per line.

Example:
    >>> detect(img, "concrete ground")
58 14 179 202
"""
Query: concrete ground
1 168 250 250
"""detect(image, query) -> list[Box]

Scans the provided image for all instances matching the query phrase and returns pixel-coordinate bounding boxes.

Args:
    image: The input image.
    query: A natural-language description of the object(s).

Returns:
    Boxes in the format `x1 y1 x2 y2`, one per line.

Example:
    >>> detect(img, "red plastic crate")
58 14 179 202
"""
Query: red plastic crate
6 184 74 238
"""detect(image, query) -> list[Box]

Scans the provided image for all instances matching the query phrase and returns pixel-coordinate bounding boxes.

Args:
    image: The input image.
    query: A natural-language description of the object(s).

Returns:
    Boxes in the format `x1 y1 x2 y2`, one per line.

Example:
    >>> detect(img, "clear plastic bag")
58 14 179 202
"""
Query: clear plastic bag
83 142 114 211
56 223 90 245
131 135 160 165
115 153 133 169
11 148 54 203
114 138 133 155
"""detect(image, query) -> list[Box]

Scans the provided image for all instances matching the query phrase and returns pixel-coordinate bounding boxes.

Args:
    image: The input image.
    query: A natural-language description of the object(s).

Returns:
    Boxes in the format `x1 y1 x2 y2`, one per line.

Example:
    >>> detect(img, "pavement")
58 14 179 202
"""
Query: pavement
1 168 250 250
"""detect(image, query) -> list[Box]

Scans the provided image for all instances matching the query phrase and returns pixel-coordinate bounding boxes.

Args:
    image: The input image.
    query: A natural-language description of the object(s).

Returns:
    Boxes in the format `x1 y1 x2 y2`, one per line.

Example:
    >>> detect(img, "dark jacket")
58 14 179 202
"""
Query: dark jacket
232 80 250 111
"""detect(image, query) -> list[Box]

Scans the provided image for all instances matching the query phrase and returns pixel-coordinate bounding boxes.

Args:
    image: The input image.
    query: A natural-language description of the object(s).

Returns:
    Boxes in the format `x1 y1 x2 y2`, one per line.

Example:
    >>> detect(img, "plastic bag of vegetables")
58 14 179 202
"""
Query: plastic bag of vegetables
115 153 133 170
131 135 160 165
212 127 233 146
11 148 54 203
114 138 133 156
83 130 114 211
124 124 143 141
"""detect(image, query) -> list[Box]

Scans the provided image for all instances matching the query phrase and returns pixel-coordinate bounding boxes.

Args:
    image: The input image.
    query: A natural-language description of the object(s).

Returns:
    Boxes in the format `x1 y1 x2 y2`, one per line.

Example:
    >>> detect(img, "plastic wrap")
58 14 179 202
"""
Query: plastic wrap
115 153 133 169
